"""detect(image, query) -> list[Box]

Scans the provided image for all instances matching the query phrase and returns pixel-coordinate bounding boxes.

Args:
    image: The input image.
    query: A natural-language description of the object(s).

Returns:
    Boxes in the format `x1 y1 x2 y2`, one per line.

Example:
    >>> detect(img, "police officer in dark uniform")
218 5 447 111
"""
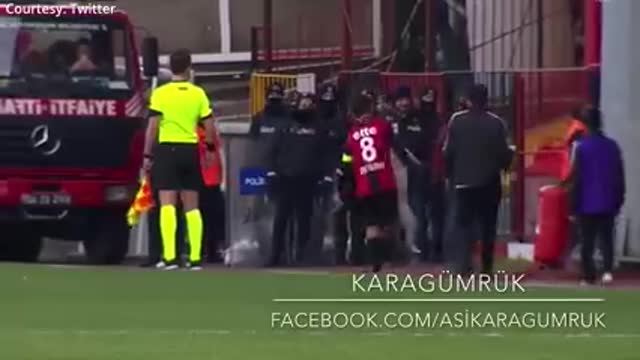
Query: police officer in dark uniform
317 84 345 263
250 83 290 155
267 94 333 266
318 83 346 168
248 83 291 263
316 84 359 265
311 84 344 264
392 86 438 262
376 94 397 122
249 83 291 205
417 87 446 262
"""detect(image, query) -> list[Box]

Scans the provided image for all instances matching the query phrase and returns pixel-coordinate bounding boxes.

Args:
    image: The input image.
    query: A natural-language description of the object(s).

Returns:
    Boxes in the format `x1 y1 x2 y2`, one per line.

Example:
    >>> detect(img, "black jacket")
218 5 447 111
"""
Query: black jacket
392 110 440 170
249 104 290 166
268 110 332 178
443 109 513 187
321 111 347 174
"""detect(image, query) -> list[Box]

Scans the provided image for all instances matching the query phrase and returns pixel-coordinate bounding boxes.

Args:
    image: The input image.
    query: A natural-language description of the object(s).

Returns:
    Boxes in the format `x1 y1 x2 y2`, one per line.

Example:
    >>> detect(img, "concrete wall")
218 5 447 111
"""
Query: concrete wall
113 0 372 54
601 0 640 259
117 0 221 53
467 0 575 70
230 0 372 52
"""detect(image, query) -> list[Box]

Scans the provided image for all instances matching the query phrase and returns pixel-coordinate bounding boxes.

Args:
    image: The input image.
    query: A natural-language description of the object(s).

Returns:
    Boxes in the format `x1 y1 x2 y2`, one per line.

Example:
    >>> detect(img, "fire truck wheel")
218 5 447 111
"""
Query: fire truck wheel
83 213 130 265
0 224 42 263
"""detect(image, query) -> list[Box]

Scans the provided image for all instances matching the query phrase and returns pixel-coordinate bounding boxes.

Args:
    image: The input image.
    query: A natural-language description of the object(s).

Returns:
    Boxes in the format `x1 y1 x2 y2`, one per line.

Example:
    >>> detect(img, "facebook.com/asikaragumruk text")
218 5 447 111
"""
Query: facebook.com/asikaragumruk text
271 311 607 330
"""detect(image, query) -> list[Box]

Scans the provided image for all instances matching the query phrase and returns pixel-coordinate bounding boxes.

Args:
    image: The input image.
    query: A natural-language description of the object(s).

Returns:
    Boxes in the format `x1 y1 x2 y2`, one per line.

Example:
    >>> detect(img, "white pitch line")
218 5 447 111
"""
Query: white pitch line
566 333 593 338
11 329 640 339
412 332 434 337
272 298 606 303
265 270 333 276
371 331 393 336
485 332 505 337
524 281 640 290
45 264 91 269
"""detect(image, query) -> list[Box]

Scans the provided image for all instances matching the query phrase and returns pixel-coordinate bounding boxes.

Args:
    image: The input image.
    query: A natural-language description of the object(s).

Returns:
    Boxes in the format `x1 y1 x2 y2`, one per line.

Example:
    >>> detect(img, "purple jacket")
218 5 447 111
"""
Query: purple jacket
572 133 625 215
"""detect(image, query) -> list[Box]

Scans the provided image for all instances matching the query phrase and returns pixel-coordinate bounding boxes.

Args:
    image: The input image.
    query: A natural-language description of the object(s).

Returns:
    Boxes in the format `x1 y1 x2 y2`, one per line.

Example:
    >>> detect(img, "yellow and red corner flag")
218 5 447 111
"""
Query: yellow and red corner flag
127 176 154 226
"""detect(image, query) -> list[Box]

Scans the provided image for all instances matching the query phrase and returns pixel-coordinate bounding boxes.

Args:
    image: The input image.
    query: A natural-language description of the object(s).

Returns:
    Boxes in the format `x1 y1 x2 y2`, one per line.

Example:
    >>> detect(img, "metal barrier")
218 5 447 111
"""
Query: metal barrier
219 121 271 265
219 120 335 266
249 73 297 116
520 69 590 138
516 68 594 241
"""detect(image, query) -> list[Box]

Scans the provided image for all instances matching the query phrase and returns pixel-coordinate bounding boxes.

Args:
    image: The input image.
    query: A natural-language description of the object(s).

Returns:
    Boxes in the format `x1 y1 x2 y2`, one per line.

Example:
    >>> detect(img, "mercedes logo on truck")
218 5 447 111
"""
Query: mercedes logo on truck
30 125 61 156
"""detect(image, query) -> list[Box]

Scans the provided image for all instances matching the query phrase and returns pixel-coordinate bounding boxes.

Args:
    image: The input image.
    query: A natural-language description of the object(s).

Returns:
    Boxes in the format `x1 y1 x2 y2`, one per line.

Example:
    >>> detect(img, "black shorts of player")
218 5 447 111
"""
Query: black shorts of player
357 191 398 227
152 143 202 191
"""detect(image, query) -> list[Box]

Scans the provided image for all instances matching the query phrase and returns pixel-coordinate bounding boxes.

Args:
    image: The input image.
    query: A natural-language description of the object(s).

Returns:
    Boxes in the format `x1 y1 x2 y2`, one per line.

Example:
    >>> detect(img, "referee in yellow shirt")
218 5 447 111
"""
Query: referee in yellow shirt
142 49 216 271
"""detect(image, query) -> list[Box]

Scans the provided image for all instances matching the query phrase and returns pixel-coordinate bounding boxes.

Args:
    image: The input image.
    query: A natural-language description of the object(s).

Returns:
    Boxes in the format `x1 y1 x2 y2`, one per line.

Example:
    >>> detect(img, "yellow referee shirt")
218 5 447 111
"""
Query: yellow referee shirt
149 81 213 144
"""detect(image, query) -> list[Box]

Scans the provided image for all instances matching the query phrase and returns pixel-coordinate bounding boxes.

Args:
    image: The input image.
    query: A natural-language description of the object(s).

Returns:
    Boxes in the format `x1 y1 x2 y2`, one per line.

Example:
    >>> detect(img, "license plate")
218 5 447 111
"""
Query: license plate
21 193 71 206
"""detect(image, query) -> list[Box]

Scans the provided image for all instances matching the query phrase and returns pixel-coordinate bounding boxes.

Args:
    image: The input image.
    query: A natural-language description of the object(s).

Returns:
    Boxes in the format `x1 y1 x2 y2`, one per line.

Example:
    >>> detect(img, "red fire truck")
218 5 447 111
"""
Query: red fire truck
0 4 159 264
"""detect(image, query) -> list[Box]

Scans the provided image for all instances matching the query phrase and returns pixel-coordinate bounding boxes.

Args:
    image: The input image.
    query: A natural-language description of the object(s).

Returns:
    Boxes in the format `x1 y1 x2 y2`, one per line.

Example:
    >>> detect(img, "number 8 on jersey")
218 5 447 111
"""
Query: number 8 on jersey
344 117 397 198
359 136 377 162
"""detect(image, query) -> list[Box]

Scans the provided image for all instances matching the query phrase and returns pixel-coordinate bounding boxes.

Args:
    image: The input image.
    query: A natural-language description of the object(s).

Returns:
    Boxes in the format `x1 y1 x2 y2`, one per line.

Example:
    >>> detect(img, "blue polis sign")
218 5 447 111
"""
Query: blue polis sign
239 167 268 196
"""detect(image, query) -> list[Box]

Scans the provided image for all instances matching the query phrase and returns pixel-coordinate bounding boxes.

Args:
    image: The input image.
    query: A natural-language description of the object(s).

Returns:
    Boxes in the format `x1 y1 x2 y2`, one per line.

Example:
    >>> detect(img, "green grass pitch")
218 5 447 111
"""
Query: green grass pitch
1 264 639 360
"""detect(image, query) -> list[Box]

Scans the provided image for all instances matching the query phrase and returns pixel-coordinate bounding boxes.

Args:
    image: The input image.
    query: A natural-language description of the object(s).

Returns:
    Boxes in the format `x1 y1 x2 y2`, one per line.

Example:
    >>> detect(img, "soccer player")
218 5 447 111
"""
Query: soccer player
341 92 398 273
142 49 216 270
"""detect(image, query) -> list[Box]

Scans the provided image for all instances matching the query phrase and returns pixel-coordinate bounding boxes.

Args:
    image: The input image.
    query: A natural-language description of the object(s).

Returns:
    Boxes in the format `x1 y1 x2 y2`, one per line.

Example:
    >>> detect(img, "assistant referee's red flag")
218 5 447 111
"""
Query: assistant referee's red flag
127 176 154 226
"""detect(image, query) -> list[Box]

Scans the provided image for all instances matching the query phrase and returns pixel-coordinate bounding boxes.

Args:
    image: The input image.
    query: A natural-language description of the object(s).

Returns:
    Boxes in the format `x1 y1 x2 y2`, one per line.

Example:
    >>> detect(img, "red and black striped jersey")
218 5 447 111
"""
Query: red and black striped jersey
343 117 397 198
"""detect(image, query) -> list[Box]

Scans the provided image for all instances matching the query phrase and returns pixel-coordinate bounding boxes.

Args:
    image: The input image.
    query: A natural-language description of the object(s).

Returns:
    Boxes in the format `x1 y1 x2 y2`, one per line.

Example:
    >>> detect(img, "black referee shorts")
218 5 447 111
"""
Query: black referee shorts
152 143 202 191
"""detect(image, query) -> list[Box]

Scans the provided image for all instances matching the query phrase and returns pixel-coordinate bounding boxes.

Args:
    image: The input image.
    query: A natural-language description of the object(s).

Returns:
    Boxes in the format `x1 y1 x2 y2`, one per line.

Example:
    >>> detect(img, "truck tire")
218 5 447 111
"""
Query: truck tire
83 213 130 265
0 224 43 263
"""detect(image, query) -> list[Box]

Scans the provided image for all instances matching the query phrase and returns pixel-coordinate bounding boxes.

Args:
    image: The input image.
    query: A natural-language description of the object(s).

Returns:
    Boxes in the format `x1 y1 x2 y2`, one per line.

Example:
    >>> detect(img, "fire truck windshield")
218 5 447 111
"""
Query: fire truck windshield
0 16 133 98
